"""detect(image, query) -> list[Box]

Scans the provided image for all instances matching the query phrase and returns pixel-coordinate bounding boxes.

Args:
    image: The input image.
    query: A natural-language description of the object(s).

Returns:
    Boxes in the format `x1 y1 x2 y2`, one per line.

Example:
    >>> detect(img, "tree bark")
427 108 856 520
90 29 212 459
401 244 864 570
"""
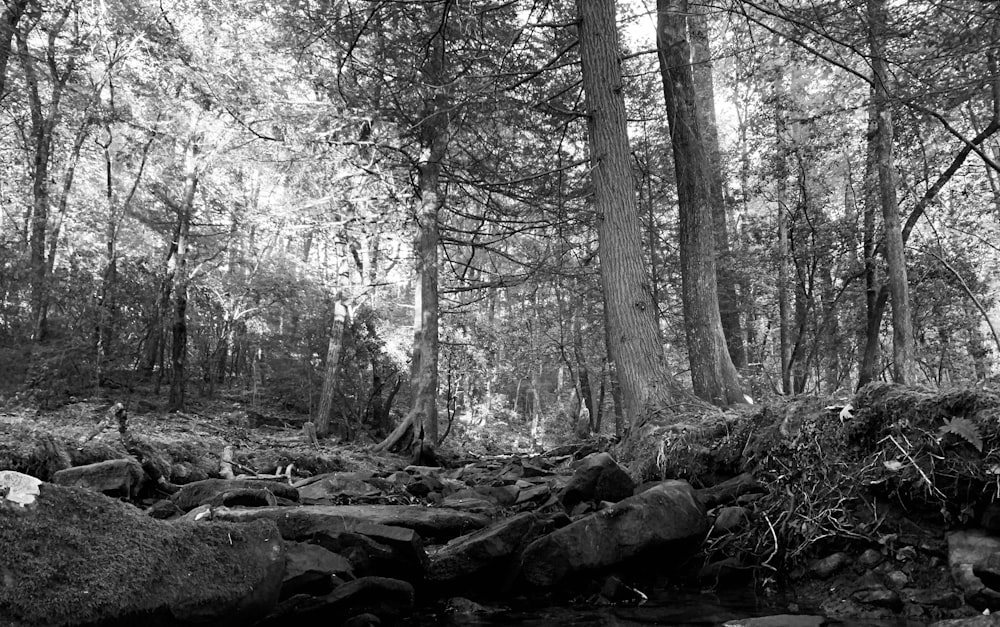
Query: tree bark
867 0 916 384
656 0 745 405
577 0 708 430
374 5 451 452
167 136 200 411
315 301 350 438
0 0 28 102
689 5 746 369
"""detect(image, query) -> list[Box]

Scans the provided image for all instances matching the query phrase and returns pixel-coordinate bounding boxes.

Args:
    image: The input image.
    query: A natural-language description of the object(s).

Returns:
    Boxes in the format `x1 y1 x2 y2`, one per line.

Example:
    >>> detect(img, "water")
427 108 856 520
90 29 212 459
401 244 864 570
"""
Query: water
406 589 928 626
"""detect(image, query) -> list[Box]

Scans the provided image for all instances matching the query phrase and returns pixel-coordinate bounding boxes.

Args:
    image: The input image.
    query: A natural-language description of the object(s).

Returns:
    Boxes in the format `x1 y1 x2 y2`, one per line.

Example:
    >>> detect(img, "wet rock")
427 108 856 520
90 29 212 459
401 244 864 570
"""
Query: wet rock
598 574 644 604
428 512 542 585
261 576 414 627
520 480 707 586
559 452 634 510
170 478 298 512
851 586 902 612
0 483 284 627
723 615 824 627
948 530 1000 610
902 588 964 609
809 552 850 578
211 503 488 542
445 597 502 615
51 458 145 499
282 541 354 598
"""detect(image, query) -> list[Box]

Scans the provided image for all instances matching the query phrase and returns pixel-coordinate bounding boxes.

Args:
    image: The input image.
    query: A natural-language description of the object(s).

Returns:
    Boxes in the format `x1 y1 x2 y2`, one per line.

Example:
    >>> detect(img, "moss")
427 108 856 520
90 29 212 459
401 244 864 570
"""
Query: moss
0 483 276 626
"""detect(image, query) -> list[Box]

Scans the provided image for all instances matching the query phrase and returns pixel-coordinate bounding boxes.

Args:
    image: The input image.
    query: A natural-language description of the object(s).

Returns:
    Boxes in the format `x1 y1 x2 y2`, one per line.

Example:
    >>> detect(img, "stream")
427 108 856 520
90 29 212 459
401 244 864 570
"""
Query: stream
405 589 930 626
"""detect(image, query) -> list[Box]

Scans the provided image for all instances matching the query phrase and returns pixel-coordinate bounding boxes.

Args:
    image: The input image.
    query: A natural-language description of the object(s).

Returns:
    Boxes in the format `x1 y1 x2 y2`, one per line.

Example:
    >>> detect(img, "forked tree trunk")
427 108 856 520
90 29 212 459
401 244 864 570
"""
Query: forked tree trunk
656 0 745 405
577 0 708 430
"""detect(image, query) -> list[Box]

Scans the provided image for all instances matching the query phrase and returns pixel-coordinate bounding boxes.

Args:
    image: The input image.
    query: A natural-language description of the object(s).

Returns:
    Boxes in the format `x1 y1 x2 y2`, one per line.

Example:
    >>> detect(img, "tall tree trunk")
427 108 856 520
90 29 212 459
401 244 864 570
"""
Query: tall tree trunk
374 6 450 452
772 60 793 394
315 300 350 439
656 0 745 405
577 0 708 430
689 5 746 369
858 96 884 388
868 0 916 384
167 136 200 411
0 0 28 102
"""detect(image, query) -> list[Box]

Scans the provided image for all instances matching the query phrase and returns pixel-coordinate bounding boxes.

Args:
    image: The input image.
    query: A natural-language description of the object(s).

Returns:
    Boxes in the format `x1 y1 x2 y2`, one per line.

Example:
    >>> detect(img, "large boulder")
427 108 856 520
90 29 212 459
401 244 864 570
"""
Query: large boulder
559 452 634 510
948 530 1000 610
520 480 708 586
428 512 546 586
0 483 285 627
211 506 431 583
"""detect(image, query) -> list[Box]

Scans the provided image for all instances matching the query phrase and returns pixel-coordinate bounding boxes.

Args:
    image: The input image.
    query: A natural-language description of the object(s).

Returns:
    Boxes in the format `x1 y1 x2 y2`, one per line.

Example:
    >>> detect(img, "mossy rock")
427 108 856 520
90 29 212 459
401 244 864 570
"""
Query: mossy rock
0 484 285 626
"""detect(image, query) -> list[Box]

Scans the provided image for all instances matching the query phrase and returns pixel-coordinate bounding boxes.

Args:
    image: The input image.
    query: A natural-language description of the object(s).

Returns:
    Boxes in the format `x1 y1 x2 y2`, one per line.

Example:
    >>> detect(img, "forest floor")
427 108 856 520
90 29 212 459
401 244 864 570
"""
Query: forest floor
3 381 1000 625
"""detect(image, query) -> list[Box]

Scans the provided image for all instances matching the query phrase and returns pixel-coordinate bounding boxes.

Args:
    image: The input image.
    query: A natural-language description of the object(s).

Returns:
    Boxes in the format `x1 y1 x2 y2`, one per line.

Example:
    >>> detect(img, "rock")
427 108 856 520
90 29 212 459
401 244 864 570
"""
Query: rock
930 616 1000 627
598 574 643 604
260 577 414 626
439 494 497 515
809 552 850 578
0 483 284 627
948 530 1000 610
851 586 902 612
170 478 299 512
903 588 964 609
723 615 825 627
282 541 354 598
342 613 381 627
514 483 550 506
560 452 634 510
296 472 381 504
858 548 884 567
982 502 1000 535
695 473 765 508
474 485 519 507
975 553 1000 592
445 596 501 615
885 570 908 589
428 512 542 584
212 503 488 542
51 458 145 499
211 506 430 582
520 480 707 586
712 506 748 534
0 470 42 507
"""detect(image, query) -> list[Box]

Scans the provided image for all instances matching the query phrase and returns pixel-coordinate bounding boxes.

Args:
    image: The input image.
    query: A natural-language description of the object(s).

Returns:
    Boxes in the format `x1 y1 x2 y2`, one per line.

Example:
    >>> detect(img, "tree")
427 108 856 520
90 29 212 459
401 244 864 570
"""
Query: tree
866 0 916 385
689 4 746 369
576 0 707 429
656 0 745 405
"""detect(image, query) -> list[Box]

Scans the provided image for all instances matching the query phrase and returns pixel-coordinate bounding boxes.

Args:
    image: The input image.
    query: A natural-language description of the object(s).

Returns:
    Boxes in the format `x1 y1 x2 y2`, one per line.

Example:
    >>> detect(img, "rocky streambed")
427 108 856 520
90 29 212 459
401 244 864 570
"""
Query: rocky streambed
3 382 1000 626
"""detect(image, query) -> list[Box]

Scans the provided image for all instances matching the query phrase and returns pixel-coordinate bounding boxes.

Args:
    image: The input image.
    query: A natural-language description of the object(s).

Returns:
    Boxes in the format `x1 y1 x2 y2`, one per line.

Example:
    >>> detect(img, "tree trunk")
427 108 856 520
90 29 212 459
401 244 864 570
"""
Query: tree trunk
0 0 28 103
315 301 350 439
577 0 708 430
656 0 745 406
689 5 746 369
167 136 200 411
868 0 916 384
374 6 451 452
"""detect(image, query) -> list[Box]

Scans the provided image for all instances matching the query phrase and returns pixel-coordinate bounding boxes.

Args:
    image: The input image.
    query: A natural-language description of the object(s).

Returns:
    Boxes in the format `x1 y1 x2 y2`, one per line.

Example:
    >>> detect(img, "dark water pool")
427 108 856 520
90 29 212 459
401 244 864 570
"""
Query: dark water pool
405 590 928 626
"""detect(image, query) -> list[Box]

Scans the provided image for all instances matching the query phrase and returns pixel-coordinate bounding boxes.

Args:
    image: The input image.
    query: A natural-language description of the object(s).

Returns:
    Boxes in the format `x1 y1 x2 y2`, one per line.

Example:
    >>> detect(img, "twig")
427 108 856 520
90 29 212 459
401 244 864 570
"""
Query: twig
887 434 946 499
